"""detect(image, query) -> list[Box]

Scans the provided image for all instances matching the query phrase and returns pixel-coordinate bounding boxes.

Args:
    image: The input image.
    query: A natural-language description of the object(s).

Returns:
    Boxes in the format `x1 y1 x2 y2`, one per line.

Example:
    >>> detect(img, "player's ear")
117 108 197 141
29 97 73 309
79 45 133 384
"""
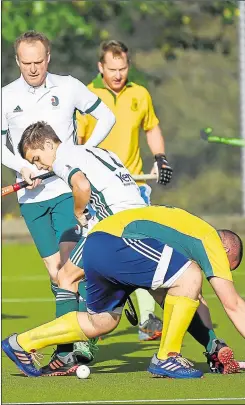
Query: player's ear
45 140 54 150
15 55 20 67
223 242 230 253
98 62 103 75
47 52 51 63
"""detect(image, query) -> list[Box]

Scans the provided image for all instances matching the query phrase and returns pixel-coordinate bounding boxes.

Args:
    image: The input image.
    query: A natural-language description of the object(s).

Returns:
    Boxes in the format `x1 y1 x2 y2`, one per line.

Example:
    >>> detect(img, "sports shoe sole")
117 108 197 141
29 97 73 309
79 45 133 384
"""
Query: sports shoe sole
217 347 240 374
148 367 204 379
41 364 79 377
139 330 162 341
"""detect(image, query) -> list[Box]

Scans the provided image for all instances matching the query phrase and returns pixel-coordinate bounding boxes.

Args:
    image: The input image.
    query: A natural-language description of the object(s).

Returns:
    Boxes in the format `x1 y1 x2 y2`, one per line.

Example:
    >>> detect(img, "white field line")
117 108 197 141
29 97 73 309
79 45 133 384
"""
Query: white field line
2 275 48 282
2 298 53 303
3 397 245 405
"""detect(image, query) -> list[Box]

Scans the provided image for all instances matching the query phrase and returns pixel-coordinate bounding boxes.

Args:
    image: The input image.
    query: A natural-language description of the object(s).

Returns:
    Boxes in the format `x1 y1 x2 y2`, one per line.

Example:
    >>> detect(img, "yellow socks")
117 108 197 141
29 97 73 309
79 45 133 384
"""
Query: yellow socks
157 295 199 360
17 312 87 352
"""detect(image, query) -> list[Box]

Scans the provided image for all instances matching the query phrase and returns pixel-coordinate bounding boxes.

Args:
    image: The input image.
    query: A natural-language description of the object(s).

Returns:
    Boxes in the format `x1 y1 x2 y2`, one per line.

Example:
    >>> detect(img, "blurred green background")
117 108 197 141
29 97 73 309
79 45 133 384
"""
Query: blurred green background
2 0 243 217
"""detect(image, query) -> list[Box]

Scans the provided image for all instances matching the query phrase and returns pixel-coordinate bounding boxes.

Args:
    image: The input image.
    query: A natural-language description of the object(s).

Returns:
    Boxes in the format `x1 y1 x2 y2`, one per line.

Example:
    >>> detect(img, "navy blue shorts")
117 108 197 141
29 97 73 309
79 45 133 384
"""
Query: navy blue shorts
82 232 191 314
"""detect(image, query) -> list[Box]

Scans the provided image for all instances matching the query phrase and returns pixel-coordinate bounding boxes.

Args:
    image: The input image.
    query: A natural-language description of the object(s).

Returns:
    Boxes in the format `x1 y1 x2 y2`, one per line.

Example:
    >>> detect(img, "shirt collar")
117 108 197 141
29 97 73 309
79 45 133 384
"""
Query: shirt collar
20 72 56 93
92 73 133 89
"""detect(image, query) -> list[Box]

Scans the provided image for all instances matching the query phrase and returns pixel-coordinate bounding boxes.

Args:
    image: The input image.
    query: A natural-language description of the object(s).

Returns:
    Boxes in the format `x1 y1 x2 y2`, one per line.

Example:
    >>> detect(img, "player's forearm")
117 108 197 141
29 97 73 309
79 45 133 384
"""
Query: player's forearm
224 296 245 338
146 125 165 155
73 184 91 220
84 102 116 147
2 143 29 173
210 277 245 337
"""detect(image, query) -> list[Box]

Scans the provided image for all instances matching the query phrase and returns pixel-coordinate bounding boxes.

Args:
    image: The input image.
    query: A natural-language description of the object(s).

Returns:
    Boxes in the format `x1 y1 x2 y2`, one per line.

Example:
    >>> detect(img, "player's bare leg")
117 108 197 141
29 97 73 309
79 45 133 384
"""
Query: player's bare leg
60 236 100 364
1 310 120 377
42 251 61 284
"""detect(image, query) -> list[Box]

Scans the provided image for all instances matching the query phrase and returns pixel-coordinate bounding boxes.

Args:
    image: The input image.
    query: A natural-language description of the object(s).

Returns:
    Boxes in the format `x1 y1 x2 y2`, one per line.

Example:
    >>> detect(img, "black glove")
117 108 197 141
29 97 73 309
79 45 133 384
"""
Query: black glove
154 154 173 185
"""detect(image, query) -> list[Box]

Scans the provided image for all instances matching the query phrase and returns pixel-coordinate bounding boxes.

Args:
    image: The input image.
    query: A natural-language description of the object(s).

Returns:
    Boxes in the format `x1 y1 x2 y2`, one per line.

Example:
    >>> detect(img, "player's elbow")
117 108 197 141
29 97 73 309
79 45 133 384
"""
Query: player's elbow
71 173 91 196
108 111 116 128
73 180 91 199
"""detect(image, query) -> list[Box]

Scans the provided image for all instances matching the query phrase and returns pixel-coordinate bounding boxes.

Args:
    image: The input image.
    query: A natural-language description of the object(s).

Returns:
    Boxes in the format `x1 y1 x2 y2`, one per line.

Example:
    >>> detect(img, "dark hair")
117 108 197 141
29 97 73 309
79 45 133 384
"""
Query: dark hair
218 229 243 269
99 40 130 63
14 30 51 55
18 121 60 158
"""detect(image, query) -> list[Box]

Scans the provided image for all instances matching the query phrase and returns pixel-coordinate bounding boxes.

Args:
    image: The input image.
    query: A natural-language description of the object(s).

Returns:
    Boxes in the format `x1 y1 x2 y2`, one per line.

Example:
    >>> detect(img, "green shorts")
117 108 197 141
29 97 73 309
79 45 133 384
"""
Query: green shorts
20 193 77 258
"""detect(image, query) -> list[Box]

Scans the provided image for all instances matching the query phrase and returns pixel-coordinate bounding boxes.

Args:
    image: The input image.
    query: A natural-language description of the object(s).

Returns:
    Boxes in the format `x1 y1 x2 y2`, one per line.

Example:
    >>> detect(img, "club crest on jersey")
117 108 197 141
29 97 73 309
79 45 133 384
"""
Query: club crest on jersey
51 96 59 107
131 98 138 111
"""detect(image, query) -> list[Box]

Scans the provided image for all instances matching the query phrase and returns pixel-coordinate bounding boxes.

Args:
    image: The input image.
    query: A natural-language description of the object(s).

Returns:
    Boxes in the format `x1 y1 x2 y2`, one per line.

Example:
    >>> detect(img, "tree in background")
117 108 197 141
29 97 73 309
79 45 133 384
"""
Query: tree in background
1 0 242 216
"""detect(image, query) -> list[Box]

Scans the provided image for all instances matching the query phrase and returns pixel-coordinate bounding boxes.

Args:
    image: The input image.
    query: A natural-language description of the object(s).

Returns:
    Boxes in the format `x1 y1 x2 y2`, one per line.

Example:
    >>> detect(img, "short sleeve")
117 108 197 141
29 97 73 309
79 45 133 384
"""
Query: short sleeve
202 231 233 281
141 89 159 131
69 76 101 115
53 158 81 188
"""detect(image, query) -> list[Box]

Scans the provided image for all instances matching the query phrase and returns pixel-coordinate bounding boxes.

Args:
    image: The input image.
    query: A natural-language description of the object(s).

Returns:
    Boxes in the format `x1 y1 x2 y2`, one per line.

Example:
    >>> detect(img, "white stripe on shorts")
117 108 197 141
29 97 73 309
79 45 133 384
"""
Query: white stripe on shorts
123 238 160 263
151 245 173 290
70 238 86 265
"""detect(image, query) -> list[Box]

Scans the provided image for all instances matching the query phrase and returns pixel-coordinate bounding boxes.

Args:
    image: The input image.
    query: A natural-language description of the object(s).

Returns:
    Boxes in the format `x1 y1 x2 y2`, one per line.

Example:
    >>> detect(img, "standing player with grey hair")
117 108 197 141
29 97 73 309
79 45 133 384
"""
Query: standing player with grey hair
2 30 115 374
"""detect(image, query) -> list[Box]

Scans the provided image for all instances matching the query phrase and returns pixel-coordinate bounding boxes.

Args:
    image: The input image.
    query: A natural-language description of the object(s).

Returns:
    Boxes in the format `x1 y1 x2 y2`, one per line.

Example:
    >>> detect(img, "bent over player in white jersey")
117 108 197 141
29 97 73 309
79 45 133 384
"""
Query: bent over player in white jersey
2 31 115 367
17 120 147 375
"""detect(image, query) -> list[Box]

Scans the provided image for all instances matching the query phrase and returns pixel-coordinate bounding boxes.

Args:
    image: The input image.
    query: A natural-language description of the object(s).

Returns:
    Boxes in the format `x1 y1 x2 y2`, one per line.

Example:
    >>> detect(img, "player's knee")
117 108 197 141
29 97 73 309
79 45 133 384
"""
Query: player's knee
57 265 74 290
57 260 83 292
89 312 120 337
59 241 77 267
42 252 61 283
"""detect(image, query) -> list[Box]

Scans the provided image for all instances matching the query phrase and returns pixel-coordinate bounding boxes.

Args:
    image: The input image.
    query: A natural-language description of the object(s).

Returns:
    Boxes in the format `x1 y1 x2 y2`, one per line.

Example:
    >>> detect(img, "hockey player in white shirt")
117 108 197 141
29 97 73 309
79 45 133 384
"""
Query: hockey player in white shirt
2 31 115 369
17 120 146 375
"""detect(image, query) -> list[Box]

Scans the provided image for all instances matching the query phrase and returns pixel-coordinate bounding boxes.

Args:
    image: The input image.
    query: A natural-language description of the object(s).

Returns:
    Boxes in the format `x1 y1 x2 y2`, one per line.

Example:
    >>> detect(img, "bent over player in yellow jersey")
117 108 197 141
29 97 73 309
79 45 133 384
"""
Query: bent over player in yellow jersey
90 205 234 281
2 205 244 378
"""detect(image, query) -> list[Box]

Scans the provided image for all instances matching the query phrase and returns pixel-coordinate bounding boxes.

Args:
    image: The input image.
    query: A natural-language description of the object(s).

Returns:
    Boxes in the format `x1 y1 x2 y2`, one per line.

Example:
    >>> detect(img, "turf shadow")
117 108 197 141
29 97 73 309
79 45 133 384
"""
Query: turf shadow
90 340 161 374
90 339 209 375
2 314 28 320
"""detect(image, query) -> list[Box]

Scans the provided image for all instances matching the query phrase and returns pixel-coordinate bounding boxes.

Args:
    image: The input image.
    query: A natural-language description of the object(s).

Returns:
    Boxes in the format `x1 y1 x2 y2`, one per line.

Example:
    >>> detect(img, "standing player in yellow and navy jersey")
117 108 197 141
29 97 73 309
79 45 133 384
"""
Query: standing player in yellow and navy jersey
76 40 172 342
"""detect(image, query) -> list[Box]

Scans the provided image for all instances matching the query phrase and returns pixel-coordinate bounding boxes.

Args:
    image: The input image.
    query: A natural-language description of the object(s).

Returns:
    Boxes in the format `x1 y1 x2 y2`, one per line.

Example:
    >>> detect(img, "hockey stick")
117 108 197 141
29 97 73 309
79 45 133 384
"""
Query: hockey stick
132 174 157 181
200 127 245 147
2 172 158 197
125 295 138 326
1 171 55 197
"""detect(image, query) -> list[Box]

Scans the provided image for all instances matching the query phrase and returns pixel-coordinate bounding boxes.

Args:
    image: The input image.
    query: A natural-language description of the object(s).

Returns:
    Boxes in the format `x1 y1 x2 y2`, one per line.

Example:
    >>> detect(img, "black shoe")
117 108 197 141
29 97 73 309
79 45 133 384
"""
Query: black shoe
40 350 79 376
204 338 239 374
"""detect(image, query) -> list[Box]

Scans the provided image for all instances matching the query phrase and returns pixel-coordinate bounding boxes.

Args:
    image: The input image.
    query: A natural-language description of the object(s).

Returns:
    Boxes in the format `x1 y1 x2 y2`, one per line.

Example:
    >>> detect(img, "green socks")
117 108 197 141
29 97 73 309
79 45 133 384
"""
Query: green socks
56 288 79 356
187 311 217 352
50 281 58 297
